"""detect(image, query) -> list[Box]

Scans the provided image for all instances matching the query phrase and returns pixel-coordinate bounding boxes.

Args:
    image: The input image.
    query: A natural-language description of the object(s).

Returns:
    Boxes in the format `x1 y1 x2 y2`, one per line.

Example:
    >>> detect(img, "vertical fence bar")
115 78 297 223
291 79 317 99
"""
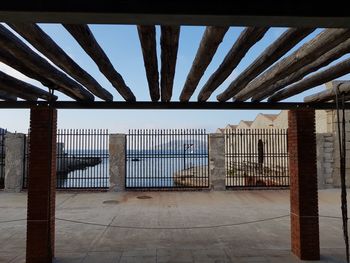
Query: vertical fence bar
125 128 209 190
0 129 6 189
224 128 289 189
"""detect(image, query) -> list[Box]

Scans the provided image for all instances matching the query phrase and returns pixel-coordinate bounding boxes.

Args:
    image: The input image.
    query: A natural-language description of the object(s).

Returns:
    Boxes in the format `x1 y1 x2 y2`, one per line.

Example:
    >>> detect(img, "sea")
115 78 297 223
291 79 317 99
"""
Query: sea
58 149 208 188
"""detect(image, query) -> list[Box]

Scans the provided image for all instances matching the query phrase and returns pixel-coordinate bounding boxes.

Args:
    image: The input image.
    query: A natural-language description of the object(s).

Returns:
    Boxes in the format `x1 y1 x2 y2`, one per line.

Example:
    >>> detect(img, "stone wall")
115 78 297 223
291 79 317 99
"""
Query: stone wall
330 109 350 187
316 133 334 188
208 133 225 190
4 133 26 192
109 134 126 191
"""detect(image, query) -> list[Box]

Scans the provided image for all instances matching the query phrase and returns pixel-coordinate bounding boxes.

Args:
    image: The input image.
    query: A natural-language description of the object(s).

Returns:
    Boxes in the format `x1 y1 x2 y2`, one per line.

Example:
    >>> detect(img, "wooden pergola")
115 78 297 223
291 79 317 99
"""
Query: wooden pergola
0 2 350 108
1 1 350 263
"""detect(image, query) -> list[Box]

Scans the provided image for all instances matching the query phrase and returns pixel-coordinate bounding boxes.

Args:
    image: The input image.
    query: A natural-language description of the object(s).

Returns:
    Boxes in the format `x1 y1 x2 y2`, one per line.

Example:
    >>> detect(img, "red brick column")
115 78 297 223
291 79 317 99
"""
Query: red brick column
26 107 57 263
288 109 320 260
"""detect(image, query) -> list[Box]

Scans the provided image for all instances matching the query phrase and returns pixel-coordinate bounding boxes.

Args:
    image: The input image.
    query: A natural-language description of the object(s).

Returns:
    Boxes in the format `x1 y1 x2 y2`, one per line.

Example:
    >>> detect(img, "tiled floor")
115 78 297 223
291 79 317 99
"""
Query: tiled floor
0 189 347 262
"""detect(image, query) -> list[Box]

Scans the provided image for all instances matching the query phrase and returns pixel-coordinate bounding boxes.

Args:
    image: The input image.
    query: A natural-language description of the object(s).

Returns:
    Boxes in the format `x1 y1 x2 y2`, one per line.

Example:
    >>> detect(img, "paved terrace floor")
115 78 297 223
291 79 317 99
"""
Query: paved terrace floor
0 189 347 263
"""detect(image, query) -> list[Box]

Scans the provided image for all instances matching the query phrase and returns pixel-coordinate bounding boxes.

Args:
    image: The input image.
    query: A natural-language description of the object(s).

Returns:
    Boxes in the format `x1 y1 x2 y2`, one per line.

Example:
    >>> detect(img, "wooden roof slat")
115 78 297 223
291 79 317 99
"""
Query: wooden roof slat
0 70 57 101
216 28 315 102
0 90 17 101
197 27 268 102
160 25 180 102
0 25 94 101
137 25 160 102
252 38 350 102
0 87 36 101
304 81 350 103
9 23 113 101
64 24 136 102
233 28 350 101
179 26 229 102
268 57 350 102
0 49 80 100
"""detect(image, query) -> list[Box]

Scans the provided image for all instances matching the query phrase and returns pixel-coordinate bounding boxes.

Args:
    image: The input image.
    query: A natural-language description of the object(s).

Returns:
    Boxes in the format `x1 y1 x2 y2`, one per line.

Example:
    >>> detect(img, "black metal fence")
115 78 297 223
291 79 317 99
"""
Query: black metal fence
126 129 209 189
225 129 289 188
23 129 109 189
0 129 6 189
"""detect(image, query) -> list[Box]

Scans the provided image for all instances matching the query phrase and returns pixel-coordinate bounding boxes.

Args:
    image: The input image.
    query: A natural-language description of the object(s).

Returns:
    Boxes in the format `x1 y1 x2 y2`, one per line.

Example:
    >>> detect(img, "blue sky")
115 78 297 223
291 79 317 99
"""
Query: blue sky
0 25 349 133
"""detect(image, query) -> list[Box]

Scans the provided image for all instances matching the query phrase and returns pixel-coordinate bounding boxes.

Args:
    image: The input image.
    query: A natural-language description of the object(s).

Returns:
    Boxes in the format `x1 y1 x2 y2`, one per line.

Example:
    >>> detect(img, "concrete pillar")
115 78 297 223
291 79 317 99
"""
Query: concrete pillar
209 133 226 190
109 134 126 191
26 107 57 263
288 109 320 260
4 133 26 192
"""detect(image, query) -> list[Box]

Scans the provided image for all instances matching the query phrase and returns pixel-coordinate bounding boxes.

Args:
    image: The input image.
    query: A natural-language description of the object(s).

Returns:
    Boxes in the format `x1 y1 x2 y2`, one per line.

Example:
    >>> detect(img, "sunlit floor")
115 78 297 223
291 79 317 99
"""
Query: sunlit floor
0 189 347 262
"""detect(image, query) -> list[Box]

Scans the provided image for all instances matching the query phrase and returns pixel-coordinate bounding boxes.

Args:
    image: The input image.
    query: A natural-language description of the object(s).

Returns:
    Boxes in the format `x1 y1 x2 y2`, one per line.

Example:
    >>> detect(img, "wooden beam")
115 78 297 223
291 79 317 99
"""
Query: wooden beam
1 2 350 28
304 81 350 103
197 27 268 102
180 26 229 102
160 25 180 102
0 25 94 101
64 24 136 102
252 38 350 101
9 23 113 101
0 90 17 101
0 49 51 86
216 28 315 102
1 101 350 110
0 70 57 101
268 58 350 102
233 29 350 101
0 87 36 101
137 25 160 102
0 49 82 100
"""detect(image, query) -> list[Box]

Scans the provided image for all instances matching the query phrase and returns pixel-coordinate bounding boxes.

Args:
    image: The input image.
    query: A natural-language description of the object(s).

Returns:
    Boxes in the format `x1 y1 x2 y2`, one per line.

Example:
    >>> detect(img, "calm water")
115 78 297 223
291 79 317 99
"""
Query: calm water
59 150 208 188
56 149 109 188
126 150 208 188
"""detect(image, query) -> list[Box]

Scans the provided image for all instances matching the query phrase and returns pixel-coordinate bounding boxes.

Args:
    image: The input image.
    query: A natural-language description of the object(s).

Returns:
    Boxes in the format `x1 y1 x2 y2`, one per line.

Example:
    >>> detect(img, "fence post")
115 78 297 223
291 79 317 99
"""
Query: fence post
209 133 226 190
109 134 126 191
4 133 26 192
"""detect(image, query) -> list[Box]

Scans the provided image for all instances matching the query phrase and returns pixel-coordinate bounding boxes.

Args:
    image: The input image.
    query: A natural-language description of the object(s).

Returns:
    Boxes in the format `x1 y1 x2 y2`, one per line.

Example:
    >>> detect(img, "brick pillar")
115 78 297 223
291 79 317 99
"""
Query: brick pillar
288 109 320 260
26 107 57 263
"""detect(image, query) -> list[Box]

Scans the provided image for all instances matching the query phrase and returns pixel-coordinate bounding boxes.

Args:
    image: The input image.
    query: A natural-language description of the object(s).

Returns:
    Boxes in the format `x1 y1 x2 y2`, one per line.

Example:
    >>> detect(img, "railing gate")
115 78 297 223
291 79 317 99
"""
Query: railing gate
126 129 209 189
225 129 289 189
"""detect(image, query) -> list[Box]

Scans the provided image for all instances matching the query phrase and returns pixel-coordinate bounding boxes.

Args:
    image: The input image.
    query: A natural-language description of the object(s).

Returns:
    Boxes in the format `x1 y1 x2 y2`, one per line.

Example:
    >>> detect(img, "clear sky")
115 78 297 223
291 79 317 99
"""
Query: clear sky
0 25 349 133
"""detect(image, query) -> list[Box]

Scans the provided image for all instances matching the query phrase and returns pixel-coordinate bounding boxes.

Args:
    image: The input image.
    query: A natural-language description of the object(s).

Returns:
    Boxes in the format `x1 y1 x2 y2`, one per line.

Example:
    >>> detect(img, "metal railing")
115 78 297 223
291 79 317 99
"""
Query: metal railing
23 129 109 189
0 128 6 189
225 129 289 189
126 129 209 189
